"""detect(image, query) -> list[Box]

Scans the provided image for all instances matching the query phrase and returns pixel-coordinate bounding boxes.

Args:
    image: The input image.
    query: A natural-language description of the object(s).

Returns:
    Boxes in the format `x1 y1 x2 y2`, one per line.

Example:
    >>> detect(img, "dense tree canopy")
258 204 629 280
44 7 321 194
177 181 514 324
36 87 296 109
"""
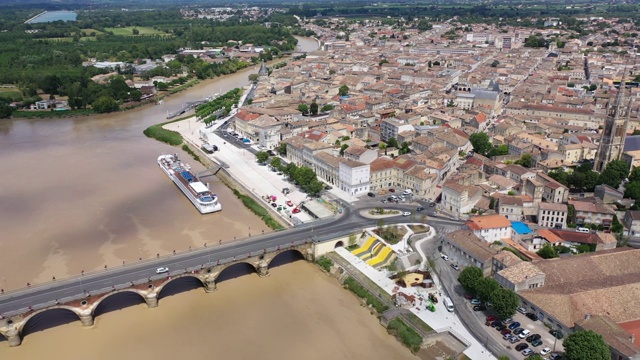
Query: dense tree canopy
458 266 483 293
489 288 520 319
486 144 509 157
469 132 492 156
564 330 610 360
475 277 500 302
598 160 629 189
0 9 296 115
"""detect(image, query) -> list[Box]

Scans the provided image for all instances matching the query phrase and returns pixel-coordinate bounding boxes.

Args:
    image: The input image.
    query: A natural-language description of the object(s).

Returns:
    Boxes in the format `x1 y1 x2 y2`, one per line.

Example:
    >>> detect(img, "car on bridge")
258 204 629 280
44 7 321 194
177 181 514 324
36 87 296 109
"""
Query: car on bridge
156 267 169 274
402 211 411 216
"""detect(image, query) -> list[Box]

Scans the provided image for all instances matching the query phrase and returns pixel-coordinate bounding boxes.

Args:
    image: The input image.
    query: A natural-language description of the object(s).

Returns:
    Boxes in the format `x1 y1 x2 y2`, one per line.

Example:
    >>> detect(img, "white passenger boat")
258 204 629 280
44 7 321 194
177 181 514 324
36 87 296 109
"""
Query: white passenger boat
157 154 222 214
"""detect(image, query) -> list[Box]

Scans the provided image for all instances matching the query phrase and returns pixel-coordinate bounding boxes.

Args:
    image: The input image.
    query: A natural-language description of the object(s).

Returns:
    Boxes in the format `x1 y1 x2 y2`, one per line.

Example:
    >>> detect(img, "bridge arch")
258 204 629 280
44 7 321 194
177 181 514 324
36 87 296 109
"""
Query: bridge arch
268 249 305 269
156 274 205 300
215 261 257 284
19 306 82 337
334 240 344 248
92 289 147 318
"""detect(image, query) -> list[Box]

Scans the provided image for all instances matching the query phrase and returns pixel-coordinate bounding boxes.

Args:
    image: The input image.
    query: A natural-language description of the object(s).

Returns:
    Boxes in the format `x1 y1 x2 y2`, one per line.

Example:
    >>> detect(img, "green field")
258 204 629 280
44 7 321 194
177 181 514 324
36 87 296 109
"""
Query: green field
0 87 23 101
104 26 170 36
79 28 104 36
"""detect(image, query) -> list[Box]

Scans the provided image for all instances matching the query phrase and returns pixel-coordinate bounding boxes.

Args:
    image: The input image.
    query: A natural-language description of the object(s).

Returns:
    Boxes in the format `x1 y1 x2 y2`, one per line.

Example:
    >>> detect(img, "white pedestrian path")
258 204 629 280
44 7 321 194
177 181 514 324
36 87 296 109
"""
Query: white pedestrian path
335 229 496 360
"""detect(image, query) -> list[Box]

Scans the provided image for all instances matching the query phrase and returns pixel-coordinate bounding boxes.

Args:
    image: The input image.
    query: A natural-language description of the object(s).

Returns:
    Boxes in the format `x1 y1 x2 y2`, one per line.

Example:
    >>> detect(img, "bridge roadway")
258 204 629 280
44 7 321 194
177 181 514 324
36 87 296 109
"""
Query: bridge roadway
0 203 464 316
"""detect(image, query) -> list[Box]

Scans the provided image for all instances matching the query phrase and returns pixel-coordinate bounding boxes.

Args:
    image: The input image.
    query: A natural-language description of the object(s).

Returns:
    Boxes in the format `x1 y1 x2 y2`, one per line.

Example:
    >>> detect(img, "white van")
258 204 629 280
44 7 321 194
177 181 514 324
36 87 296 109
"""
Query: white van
576 227 590 233
402 189 412 196
444 297 454 312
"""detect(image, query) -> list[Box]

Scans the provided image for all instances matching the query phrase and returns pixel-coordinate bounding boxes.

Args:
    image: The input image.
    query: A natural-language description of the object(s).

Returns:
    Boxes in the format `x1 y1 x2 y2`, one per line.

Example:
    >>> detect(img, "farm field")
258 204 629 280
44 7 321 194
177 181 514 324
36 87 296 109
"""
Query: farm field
0 87 23 101
104 26 170 36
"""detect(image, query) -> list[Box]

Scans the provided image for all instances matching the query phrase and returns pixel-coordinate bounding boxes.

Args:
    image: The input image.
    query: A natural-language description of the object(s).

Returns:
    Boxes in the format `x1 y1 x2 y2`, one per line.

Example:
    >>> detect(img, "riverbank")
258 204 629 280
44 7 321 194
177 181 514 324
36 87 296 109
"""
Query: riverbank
10 44 302 120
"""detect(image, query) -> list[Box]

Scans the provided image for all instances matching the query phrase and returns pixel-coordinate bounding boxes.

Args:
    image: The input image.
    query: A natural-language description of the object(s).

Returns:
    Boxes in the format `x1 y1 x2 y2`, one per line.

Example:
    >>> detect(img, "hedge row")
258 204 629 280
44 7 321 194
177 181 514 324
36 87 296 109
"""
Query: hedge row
231 189 284 231
169 79 200 94
387 318 423 353
343 276 389 314
181 144 200 163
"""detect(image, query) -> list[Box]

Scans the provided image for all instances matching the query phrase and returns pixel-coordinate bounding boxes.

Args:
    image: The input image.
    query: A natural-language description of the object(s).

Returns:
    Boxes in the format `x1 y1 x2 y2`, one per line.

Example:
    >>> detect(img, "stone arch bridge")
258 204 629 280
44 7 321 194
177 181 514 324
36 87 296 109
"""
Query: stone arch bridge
0 238 344 347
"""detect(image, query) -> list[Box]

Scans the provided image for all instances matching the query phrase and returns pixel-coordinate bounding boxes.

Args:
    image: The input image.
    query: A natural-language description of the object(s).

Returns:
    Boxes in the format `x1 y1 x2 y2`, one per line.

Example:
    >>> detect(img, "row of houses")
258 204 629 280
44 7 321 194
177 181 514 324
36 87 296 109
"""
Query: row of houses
440 215 638 359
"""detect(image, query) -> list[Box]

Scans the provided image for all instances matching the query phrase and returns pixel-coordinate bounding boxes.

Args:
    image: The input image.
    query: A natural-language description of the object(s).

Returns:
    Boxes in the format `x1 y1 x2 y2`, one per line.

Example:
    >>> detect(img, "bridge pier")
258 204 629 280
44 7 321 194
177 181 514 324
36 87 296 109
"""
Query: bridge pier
5 327 21 347
257 260 269 277
203 278 217 293
79 313 94 327
144 294 159 308
305 249 315 262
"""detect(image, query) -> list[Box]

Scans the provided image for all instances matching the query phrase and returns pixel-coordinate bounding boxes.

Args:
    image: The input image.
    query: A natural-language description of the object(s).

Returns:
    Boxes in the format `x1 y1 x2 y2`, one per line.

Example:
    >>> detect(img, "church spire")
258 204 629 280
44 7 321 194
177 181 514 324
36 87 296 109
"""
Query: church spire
594 71 629 172
258 60 269 78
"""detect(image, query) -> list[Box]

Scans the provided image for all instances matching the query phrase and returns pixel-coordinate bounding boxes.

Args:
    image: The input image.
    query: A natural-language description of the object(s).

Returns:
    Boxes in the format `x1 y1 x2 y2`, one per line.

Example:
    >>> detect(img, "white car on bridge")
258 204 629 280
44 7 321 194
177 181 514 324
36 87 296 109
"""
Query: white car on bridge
156 267 169 274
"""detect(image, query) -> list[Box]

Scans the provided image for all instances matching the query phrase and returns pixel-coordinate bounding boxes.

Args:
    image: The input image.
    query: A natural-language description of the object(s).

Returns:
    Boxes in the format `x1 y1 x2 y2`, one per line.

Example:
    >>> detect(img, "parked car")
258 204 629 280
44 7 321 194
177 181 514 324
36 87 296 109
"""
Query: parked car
513 328 525 335
550 352 563 360
388 188 395 192
495 324 506 331
503 318 514 324
517 307 527 314
381 199 388 203
509 336 520 344
441 254 449 261
292 208 301 214
271 203 278 208
367 192 375 197
324 185 332 190
490 320 502 328
473 305 486 311
540 348 551 356
156 267 169 274
531 339 543 347
450 263 460 271
515 343 529 351
508 322 521 330
526 334 541 343
416 206 424 212
470 299 482 305
286 200 294 207
429 202 436 207
526 312 539 321
518 329 531 338
500 328 511 335
549 329 564 339
522 348 534 356
485 315 497 323
402 211 411 216
502 333 512 340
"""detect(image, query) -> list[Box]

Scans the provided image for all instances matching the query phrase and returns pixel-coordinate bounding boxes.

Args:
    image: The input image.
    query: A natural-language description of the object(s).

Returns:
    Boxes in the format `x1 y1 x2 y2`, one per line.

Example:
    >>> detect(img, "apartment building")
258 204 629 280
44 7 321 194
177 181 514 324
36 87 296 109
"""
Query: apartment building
537 202 568 229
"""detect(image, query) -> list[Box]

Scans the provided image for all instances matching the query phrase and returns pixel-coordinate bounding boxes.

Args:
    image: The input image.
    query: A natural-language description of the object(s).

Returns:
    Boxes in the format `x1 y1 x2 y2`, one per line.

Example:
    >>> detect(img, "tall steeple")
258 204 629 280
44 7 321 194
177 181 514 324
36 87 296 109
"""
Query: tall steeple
258 60 269 80
594 74 630 172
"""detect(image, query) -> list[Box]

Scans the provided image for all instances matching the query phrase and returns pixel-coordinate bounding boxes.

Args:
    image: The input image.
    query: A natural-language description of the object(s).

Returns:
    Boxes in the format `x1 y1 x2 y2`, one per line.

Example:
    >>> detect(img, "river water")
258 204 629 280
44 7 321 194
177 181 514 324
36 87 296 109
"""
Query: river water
0 37 416 358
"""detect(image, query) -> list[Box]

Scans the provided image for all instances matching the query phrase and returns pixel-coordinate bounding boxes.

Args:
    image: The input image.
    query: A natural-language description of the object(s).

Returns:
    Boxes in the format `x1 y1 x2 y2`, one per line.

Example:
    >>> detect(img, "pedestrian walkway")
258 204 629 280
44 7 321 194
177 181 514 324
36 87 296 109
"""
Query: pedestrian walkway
335 227 496 360
163 116 315 224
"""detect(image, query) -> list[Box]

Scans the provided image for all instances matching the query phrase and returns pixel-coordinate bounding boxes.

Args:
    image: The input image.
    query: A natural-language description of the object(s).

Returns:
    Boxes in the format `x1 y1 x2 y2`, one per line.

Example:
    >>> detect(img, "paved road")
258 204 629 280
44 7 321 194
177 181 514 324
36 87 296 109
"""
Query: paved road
418 232 512 358
0 202 463 317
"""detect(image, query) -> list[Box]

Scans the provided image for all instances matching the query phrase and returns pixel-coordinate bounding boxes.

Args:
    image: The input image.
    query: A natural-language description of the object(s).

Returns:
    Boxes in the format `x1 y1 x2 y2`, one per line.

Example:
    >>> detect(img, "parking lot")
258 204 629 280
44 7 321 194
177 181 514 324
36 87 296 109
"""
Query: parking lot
466 300 565 359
